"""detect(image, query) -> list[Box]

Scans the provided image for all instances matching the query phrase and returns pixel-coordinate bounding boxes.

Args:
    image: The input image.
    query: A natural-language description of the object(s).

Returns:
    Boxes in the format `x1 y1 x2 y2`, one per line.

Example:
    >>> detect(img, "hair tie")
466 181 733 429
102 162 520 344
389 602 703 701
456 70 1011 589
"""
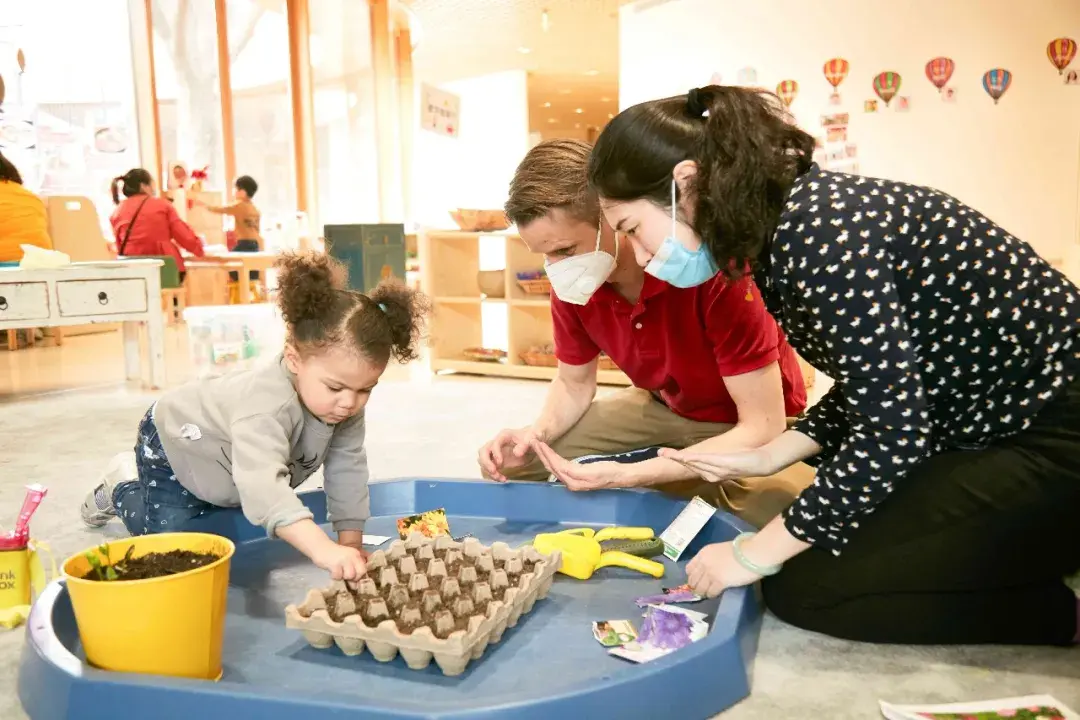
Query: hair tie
378 302 387 313
686 87 708 118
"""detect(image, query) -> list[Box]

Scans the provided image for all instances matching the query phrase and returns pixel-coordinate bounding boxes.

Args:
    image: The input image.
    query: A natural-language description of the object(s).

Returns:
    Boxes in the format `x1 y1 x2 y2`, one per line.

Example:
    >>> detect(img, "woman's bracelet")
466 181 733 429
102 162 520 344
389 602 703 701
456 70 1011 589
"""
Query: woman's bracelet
732 532 783 577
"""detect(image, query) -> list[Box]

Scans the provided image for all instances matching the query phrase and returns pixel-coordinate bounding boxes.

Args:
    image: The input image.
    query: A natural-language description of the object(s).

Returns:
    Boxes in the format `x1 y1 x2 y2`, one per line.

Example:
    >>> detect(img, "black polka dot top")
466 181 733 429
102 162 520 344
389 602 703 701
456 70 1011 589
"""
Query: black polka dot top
755 164 1080 554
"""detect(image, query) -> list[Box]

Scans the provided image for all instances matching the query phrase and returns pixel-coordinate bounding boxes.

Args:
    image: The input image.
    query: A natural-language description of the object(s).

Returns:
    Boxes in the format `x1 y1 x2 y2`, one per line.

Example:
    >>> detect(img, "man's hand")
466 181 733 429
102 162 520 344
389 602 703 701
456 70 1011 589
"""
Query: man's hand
532 441 629 491
478 426 544 482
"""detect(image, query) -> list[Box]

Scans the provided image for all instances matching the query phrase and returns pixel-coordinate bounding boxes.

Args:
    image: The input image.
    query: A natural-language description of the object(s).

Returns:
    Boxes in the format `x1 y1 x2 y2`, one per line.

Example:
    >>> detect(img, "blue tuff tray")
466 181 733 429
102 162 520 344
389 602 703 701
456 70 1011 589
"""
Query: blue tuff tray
19 479 763 720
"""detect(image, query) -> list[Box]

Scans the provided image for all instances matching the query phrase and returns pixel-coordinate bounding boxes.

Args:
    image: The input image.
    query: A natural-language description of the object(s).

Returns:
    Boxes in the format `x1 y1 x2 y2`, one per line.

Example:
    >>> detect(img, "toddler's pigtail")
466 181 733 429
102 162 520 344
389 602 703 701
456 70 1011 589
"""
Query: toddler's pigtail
367 281 430 364
275 252 349 350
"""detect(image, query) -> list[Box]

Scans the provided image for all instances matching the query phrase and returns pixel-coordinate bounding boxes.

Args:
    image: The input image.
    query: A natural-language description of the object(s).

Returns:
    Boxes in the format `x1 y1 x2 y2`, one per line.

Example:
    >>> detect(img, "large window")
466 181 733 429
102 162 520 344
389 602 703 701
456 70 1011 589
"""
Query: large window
152 0 225 191
228 0 296 223
308 0 379 230
0 0 140 229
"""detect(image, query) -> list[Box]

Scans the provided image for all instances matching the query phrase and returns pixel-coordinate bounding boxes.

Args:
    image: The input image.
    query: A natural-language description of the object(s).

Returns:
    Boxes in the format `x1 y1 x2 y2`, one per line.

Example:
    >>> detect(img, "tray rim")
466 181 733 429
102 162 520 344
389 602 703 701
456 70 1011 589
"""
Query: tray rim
18 478 763 720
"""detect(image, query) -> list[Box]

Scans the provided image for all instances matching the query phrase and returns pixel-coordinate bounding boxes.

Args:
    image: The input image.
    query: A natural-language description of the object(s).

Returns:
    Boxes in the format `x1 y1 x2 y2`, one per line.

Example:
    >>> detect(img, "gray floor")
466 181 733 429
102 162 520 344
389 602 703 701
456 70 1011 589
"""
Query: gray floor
1 373 1078 719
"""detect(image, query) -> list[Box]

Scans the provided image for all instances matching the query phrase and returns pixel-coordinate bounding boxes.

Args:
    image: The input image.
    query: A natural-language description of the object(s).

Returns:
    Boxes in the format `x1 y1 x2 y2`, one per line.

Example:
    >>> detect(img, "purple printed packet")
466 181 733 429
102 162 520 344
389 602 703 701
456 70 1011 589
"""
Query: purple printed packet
634 584 703 607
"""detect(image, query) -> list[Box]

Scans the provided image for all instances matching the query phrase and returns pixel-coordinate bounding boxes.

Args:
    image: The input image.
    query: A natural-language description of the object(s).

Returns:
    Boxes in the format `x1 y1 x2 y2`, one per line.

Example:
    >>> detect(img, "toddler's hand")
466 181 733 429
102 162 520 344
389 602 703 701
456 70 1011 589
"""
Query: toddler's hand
314 542 367 581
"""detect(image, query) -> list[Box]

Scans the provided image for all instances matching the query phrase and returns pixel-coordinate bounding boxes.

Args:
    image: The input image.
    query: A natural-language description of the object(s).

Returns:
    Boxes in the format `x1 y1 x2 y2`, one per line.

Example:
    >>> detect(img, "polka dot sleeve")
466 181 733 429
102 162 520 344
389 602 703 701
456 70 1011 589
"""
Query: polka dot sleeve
782 241 934 553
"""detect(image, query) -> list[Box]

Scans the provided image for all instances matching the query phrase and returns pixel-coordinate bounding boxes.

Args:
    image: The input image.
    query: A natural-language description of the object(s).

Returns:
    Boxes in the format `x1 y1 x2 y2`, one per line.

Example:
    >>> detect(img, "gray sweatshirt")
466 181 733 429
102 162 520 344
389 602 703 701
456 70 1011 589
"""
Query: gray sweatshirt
154 354 369 536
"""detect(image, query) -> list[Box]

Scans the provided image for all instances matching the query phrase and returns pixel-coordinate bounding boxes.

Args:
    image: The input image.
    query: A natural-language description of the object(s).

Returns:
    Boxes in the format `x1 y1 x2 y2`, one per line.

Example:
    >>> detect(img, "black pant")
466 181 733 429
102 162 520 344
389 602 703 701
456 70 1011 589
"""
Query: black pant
763 376 1080 645
229 239 260 282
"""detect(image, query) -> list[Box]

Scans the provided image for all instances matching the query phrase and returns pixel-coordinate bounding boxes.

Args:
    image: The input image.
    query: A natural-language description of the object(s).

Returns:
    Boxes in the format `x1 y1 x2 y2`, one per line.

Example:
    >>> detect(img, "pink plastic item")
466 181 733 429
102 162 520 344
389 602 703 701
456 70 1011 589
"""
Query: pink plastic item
0 484 47 551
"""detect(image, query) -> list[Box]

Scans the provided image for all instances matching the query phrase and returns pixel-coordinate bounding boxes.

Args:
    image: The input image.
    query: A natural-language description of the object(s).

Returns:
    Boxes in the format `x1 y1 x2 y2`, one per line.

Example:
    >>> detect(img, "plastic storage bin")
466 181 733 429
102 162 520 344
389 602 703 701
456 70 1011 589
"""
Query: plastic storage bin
183 303 286 378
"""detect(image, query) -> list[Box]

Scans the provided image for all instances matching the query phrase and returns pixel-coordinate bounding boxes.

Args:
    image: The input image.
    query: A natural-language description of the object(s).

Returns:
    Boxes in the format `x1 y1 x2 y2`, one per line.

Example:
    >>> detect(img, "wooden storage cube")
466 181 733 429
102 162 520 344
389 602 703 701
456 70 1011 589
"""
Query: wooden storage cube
430 301 484 362
506 236 547 302
419 232 480 299
507 304 554 366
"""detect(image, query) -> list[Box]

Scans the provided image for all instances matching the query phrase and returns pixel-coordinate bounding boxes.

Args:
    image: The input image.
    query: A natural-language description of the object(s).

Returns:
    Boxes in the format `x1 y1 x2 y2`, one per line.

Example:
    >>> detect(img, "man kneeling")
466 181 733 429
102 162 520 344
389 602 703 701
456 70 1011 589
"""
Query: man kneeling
477 140 813 528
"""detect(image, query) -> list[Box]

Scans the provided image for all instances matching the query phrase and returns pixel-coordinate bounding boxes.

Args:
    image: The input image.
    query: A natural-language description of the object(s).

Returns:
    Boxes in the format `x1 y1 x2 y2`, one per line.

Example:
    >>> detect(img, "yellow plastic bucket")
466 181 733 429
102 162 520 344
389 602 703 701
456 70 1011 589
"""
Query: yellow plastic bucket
63 533 235 680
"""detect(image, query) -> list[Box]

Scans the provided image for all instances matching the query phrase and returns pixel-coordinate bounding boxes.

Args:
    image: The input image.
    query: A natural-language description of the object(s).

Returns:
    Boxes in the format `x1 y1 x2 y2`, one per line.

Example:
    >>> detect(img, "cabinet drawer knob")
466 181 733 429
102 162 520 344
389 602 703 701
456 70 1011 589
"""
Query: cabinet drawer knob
0 296 7 311
98 291 109 305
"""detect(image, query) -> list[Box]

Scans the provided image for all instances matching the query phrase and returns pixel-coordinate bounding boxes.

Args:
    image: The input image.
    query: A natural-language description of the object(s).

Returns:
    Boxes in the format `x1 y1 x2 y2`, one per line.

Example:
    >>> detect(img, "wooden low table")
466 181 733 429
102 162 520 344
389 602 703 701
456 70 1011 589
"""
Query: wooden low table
192 252 278 304
0 260 166 388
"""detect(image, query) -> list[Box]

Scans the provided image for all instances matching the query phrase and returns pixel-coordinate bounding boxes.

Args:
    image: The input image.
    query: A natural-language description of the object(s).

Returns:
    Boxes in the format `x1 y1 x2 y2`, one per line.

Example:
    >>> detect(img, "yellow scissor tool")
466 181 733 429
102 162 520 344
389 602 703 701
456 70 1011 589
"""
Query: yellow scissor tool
532 527 665 580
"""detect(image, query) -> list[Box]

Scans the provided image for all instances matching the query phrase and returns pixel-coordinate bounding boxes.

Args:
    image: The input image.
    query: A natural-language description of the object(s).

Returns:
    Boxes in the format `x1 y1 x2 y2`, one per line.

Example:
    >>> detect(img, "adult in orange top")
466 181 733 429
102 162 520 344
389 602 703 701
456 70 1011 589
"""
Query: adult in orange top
0 151 52 262
110 168 204 278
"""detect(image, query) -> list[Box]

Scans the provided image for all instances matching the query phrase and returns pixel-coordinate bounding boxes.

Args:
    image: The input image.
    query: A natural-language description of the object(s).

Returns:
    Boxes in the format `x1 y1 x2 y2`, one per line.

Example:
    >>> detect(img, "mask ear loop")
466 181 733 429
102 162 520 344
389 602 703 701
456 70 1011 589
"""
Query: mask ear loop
671 177 678 237
594 224 602 252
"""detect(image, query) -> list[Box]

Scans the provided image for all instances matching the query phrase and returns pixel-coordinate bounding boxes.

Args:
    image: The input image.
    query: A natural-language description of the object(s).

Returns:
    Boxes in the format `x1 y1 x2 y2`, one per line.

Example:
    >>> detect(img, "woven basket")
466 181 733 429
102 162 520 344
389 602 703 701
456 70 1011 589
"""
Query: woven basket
520 350 558 367
520 351 618 372
597 355 618 371
516 278 551 295
463 348 507 363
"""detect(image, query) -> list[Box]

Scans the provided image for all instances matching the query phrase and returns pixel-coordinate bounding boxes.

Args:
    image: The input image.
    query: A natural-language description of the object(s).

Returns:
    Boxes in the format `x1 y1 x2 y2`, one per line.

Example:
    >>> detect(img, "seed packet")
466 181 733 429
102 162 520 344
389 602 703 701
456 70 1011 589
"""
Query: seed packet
609 605 709 664
395 508 451 539
634 583 703 606
592 620 637 647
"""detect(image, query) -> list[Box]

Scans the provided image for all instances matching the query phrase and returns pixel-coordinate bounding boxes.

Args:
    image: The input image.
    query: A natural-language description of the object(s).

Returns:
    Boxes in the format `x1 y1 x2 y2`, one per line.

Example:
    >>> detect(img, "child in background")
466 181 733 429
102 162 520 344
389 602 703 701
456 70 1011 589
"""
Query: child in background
199 175 263 297
80 252 430 580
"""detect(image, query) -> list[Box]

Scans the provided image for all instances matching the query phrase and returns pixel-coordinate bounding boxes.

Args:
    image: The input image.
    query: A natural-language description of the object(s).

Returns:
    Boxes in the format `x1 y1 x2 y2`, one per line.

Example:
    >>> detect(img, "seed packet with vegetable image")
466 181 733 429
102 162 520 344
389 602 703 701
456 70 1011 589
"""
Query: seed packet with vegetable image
592 620 637 647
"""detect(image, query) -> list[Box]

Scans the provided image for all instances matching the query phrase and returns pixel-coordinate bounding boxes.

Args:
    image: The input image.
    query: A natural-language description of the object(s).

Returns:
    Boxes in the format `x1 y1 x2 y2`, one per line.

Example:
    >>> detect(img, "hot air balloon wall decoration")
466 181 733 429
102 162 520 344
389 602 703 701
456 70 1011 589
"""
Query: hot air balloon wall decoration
823 58 849 104
776 80 798 108
925 56 955 97
872 71 902 107
981 68 1012 105
1046 38 1077 78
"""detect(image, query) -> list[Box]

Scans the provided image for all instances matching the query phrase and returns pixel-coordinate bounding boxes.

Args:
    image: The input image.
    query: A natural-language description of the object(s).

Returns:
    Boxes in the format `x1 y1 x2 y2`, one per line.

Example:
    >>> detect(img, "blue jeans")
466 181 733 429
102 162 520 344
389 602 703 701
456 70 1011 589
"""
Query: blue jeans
113 405 217 535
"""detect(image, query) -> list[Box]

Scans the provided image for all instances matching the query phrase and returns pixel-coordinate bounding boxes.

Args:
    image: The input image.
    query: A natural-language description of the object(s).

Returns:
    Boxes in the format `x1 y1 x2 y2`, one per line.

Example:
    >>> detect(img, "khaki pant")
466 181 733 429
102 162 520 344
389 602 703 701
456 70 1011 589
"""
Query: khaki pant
502 387 815 528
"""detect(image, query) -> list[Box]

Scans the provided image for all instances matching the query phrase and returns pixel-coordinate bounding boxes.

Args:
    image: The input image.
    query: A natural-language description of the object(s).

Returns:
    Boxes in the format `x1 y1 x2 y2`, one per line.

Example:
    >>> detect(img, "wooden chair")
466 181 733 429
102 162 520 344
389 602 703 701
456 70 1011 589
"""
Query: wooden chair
118 255 185 325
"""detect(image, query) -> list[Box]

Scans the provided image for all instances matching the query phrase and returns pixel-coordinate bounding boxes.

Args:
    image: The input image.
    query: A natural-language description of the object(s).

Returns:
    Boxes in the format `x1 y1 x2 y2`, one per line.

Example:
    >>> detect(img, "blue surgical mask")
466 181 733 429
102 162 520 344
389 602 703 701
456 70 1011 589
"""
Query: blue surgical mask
644 179 719 288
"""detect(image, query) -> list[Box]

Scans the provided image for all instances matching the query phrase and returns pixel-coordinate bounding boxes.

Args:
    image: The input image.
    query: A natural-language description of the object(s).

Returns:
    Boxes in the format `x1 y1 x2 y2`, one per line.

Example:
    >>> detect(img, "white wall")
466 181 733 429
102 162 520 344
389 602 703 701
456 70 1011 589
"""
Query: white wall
619 0 1080 263
411 69 530 229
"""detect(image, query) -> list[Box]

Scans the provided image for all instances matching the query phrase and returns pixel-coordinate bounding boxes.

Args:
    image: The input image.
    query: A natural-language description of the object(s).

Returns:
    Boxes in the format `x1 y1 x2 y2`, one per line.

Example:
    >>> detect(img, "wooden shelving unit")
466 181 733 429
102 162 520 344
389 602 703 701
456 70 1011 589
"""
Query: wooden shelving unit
418 229 631 386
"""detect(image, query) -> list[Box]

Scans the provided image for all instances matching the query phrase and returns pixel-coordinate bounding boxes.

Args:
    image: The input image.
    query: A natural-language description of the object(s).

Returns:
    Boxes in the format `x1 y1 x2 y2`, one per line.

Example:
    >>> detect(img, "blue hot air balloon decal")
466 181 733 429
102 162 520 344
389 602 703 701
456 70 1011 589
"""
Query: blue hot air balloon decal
982 68 1012 104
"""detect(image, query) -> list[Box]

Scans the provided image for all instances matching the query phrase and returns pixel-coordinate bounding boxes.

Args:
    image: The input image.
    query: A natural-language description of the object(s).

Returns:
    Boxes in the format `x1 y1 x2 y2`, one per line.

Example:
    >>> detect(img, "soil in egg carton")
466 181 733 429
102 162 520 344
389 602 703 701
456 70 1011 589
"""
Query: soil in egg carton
322 544 538 637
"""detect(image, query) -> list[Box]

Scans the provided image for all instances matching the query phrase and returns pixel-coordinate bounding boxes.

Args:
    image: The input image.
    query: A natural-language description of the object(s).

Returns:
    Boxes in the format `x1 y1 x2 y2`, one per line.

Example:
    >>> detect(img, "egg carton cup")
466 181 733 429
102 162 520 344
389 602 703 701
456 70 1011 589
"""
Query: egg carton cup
284 534 561 676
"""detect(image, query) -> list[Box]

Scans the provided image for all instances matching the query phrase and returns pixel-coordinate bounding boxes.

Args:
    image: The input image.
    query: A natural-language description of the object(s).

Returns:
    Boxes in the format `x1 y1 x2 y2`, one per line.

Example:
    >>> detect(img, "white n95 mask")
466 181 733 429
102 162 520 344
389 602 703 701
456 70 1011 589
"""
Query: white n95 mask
544 226 618 305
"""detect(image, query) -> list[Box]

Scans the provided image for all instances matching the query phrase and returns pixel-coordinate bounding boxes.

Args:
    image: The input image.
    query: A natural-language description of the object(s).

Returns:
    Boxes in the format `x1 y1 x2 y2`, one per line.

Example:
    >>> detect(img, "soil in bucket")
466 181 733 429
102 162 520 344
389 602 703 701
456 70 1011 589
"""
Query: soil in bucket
81 546 221 581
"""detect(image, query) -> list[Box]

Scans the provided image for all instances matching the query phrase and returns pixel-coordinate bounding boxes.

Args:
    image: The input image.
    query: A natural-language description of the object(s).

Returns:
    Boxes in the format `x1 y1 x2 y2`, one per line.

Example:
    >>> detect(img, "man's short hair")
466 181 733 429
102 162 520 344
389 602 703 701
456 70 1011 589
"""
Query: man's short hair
505 139 598 227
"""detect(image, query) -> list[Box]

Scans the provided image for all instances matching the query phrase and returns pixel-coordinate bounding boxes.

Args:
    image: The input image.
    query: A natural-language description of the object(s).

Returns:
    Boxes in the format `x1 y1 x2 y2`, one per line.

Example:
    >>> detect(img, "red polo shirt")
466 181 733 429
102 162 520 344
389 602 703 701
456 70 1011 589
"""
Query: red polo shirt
552 274 806 423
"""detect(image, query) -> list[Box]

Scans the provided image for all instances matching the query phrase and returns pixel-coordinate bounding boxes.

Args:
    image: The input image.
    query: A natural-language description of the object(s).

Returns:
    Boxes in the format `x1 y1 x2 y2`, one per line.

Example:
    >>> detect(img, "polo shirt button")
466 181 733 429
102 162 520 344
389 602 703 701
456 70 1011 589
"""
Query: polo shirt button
635 322 643 329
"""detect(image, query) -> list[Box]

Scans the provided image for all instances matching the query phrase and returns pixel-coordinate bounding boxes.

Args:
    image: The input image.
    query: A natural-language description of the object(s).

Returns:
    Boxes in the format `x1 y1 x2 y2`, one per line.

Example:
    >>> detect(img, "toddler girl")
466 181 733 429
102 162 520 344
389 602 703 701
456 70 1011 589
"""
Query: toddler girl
81 252 429 580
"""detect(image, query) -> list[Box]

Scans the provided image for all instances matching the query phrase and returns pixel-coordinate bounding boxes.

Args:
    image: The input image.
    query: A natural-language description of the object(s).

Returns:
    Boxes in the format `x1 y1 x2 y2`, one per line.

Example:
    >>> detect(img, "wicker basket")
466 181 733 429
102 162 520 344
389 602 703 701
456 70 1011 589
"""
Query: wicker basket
520 350 618 372
463 347 507 363
516 278 552 295
519 350 558 367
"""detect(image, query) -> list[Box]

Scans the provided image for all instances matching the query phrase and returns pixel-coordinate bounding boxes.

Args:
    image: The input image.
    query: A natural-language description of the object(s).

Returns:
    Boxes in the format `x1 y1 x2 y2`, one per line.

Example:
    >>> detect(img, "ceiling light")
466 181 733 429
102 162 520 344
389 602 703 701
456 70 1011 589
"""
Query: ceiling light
518 47 531 54
542 102 551 108
600 96 611 102
548 118 557 123
575 108 584 114
541 9 550 32
584 69 599 76
608 113 614 119
575 123 581 128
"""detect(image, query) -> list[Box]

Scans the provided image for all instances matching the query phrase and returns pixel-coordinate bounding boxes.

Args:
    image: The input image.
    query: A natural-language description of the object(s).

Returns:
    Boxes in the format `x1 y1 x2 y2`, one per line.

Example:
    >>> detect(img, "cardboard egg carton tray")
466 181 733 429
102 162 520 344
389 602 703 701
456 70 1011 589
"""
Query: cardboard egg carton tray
285 533 561 676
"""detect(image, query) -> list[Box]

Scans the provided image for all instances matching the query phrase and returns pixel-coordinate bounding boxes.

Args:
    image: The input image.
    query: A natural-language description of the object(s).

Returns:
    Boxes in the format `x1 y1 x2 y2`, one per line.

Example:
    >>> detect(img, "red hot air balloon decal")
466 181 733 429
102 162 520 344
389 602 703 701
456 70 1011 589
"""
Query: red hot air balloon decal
873 71 902 106
823 58 849 103
925 57 955 92
982 68 1012 104
1047 38 1077 75
776 80 799 108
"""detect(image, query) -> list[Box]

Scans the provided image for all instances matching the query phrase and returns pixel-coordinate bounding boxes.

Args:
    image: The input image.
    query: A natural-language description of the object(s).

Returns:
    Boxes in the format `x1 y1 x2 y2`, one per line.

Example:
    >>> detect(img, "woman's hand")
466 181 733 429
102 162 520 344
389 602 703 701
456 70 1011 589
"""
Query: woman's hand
659 446 775 483
686 542 762 598
532 441 628 491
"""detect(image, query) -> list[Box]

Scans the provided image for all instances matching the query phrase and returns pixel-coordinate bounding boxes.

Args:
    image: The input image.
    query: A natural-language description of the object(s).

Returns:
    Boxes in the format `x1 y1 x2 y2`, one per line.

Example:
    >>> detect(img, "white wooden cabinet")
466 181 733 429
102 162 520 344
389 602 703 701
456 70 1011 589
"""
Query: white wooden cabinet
0 260 166 388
